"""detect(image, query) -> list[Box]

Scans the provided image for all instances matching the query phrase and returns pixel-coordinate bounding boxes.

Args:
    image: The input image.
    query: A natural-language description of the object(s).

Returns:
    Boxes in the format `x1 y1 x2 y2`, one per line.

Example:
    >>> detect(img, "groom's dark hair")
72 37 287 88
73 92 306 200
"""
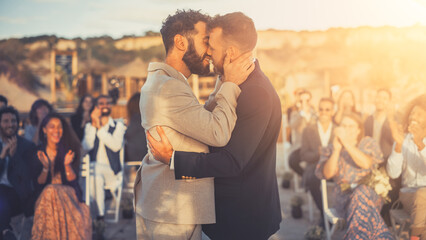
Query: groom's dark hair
208 12 257 52
161 9 210 55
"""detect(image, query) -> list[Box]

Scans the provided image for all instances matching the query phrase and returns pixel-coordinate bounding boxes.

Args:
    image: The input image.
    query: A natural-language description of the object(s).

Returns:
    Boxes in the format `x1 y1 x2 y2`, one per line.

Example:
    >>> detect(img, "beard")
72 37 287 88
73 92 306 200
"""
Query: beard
182 39 210 76
0 126 17 138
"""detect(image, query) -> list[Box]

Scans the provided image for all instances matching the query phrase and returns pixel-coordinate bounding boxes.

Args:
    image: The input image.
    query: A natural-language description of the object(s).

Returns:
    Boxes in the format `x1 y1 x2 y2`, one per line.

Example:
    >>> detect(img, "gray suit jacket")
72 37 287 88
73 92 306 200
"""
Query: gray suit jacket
134 62 240 224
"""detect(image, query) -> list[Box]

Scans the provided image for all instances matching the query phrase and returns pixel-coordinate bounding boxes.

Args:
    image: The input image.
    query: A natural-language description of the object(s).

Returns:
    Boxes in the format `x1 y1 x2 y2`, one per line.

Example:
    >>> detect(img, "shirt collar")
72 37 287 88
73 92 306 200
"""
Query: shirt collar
105 117 115 127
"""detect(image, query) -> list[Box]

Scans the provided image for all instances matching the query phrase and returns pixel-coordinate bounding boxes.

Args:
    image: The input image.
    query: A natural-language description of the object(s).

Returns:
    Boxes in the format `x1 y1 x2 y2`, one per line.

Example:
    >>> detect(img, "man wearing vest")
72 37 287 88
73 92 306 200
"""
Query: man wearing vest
82 95 126 237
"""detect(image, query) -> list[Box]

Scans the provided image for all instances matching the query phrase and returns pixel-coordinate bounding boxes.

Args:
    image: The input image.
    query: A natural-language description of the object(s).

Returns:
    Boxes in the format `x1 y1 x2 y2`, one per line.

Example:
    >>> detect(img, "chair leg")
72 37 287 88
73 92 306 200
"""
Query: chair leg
324 217 331 240
308 193 314 222
114 187 122 223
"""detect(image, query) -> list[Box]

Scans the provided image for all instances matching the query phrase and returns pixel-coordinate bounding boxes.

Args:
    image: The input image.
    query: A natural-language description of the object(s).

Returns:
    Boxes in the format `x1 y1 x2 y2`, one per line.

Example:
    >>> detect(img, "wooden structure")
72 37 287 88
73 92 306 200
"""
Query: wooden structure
50 50 78 104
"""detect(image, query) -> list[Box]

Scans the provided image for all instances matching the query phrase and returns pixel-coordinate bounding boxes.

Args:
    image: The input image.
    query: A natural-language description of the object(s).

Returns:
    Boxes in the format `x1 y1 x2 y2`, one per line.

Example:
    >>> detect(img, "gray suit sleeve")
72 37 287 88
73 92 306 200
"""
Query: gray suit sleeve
160 79 241 147
204 77 222 112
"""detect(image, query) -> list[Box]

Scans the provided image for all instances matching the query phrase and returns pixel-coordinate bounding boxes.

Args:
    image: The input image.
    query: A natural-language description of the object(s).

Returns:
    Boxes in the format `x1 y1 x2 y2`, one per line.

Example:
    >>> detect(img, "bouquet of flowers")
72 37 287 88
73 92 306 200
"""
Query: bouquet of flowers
359 167 392 203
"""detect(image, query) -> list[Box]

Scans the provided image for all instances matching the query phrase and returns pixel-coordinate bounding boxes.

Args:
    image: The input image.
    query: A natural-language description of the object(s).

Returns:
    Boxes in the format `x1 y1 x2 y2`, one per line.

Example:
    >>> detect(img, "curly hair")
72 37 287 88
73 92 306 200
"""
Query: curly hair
160 9 210 55
401 94 426 133
208 12 257 52
0 106 20 127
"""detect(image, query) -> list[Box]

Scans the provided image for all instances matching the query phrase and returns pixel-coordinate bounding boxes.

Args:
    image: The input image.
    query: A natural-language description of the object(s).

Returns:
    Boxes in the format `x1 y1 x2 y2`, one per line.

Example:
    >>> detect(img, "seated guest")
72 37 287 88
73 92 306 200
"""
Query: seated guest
300 97 335 226
24 99 53 145
387 94 426 240
70 94 94 142
289 89 317 176
31 113 91 240
0 106 36 240
315 113 393 239
334 89 361 125
82 95 126 237
364 88 400 225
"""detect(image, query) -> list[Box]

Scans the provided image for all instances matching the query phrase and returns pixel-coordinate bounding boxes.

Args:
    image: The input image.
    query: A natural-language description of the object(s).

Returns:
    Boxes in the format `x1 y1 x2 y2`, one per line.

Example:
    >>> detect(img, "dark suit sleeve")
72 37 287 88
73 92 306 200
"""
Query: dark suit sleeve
300 126 319 164
174 85 272 179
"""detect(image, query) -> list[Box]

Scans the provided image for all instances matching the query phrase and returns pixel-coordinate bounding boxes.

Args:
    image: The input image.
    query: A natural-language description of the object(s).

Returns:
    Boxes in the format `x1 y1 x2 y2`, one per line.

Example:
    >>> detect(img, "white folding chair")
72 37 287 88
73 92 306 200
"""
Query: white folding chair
321 179 344 240
82 148 124 223
81 154 91 206
104 148 124 223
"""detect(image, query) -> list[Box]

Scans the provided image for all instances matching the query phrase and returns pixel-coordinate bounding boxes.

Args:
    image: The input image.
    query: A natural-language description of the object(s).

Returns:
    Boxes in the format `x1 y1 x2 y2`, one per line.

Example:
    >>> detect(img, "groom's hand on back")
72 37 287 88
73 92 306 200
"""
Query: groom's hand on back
147 126 174 165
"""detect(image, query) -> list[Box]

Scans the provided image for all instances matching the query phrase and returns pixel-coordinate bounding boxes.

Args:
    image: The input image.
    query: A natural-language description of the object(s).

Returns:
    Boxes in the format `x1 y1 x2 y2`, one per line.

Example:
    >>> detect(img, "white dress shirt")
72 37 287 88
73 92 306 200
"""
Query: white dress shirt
82 117 126 167
387 134 426 192
317 121 332 147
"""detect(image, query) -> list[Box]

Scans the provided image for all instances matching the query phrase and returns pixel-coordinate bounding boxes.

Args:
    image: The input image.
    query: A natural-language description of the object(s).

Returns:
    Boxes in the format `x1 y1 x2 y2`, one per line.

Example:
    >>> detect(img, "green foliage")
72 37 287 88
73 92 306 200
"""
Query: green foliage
0 39 26 63
144 31 160 37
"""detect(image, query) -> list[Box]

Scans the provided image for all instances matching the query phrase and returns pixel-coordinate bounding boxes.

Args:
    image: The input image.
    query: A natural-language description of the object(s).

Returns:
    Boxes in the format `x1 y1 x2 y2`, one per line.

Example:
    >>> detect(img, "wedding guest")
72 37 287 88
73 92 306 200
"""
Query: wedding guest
364 88 400 225
300 98 336 227
289 89 317 176
32 113 91 240
24 99 53 145
387 94 426 240
0 106 36 240
70 94 94 141
334 90 361 125
316 113 393 239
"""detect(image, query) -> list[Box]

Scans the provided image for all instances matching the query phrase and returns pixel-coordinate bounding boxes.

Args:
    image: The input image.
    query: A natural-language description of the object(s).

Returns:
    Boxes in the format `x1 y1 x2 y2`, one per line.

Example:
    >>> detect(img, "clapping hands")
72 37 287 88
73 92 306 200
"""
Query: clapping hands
64 150 75 166
1 136 17 159
37 151 50 170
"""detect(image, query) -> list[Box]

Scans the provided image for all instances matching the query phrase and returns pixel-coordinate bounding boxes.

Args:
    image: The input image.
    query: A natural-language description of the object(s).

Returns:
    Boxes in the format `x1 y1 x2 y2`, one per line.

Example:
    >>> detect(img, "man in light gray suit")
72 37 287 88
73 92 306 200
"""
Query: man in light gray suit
133 10 254 239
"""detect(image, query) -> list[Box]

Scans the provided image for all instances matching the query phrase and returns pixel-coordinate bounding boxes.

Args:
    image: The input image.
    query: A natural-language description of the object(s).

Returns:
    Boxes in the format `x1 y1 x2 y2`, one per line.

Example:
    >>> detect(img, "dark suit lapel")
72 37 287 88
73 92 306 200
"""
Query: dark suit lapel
313 124 321 147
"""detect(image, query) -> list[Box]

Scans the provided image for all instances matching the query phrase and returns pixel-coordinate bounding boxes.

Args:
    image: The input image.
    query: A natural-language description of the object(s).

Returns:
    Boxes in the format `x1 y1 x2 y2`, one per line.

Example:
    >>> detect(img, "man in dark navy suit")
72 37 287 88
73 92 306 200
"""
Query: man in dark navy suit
0 106 36 239
147 12 282 240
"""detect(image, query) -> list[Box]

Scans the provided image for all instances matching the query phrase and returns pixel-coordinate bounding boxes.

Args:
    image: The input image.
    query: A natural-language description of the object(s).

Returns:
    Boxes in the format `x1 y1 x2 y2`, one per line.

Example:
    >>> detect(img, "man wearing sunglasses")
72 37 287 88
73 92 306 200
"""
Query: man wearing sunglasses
300 97 336 228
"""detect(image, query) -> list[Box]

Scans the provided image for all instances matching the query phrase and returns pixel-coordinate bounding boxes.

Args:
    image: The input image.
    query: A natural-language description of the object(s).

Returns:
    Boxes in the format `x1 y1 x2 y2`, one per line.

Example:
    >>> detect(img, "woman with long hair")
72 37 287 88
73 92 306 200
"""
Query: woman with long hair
24 99 53 144
315 113 394 239
334 90 361 125
31 112 91 240
70 94 94 141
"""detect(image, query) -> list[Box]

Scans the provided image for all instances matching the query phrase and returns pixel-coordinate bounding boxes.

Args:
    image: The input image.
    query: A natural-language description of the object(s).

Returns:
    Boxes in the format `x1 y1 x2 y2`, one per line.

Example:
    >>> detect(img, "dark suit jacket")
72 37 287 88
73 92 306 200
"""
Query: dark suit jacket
174 61 282 240
0 136 36 206
70 113 85 141
300 123 335 164
364 115 393 161
300 122 334 185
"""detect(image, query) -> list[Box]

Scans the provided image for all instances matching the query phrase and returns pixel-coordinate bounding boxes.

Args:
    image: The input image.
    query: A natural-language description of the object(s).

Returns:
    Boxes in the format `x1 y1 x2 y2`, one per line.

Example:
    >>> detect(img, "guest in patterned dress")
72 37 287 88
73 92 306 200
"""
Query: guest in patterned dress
31 113 91 240
315 113 394 240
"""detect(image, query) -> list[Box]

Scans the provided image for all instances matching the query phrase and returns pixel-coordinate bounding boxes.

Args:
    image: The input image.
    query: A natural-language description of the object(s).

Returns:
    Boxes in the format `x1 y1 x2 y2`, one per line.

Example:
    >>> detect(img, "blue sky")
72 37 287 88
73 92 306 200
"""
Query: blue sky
1 0 425 39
